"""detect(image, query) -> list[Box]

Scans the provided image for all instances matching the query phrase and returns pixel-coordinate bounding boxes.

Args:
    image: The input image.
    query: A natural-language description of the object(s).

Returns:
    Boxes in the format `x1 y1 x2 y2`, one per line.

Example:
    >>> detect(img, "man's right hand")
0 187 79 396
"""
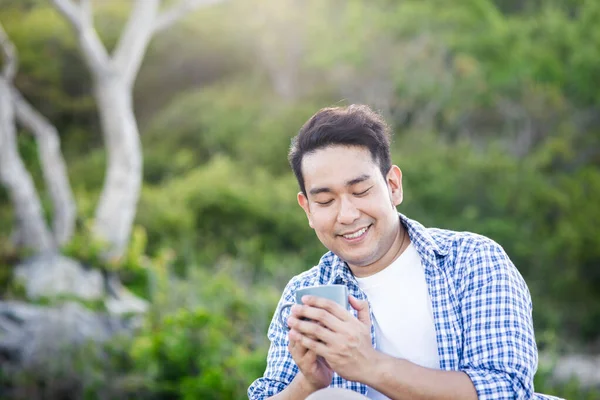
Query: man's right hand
288 330 333 391
267 335 333 400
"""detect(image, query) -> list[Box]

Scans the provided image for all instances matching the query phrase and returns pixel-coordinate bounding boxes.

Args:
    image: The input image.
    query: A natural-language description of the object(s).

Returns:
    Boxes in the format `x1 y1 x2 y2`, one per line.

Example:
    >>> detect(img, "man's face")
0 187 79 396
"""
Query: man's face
298 145 404 277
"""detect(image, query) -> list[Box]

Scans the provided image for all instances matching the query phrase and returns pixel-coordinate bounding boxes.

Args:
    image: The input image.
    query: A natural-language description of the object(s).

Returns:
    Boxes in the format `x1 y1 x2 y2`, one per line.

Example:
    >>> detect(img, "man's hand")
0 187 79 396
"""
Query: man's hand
287 333 333 392
287 295 376 382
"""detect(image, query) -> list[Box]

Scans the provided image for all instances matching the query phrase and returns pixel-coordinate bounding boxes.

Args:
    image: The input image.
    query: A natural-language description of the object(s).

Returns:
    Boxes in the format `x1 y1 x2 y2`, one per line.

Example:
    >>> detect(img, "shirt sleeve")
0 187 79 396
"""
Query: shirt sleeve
458 241 539 400
248 279 300 399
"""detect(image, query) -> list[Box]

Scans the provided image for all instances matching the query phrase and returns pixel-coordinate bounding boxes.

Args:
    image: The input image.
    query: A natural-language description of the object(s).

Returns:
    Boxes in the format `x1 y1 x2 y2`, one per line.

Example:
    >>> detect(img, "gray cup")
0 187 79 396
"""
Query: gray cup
278 284 348 329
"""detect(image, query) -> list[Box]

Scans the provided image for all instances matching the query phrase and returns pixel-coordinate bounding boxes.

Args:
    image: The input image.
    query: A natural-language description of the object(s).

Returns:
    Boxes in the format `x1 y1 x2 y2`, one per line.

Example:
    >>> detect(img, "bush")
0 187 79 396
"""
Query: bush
125 263 279 400
137 156 324 282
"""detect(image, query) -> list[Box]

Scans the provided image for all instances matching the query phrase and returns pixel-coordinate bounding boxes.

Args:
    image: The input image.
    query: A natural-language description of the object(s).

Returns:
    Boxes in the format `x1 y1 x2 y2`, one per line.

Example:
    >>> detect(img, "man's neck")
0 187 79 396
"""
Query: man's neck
348 223 411 278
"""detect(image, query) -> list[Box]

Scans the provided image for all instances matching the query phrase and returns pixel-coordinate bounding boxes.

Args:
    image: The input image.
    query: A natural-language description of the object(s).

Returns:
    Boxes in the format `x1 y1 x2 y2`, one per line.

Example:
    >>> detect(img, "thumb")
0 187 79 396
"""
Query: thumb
349 295 371 325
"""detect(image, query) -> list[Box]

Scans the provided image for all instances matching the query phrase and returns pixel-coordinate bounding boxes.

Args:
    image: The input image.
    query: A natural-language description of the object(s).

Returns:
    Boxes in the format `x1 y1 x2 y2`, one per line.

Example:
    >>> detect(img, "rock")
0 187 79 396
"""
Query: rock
546 353 600 389
1 255 149 398
105 287 149 315
0 301 127 367
14 253 149 315
103 272 149 315
14 253 104 300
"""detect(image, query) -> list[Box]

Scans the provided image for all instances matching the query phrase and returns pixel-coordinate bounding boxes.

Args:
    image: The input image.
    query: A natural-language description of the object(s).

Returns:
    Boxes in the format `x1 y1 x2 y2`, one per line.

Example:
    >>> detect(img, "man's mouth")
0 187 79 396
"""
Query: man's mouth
340 225 371 240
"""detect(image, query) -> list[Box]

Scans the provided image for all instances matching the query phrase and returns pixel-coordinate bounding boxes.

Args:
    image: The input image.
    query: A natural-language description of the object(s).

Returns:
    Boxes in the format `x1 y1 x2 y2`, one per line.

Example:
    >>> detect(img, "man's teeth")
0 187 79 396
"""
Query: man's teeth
343 227 368 239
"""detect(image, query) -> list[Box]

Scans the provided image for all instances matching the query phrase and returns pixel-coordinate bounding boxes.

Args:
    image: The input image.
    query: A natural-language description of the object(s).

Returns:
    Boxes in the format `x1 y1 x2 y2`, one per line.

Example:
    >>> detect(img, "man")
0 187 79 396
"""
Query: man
248 105 561 399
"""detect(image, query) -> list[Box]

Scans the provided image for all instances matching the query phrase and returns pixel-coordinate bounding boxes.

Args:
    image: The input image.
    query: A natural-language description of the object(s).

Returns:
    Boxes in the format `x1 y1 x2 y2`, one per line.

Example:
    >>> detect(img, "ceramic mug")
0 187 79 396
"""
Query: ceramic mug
278 284 348 329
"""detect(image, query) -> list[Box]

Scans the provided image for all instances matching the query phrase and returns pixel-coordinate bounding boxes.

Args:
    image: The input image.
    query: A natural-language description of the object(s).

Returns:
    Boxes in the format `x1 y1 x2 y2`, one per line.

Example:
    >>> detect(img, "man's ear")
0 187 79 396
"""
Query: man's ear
386 165 403 207
297 192 314 228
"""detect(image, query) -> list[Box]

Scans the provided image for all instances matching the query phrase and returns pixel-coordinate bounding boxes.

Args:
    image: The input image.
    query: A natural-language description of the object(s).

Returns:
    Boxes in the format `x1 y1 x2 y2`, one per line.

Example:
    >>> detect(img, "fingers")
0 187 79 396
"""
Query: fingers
348 295 371 325
290 305 344 333
289 330 322 371
290 328 329 356
300 296 350 321
288 332 309 359
288 315 336 344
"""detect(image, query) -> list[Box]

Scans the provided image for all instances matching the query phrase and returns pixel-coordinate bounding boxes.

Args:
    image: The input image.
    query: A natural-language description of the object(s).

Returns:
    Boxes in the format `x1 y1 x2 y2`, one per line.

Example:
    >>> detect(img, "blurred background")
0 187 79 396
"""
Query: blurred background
0 0 599 399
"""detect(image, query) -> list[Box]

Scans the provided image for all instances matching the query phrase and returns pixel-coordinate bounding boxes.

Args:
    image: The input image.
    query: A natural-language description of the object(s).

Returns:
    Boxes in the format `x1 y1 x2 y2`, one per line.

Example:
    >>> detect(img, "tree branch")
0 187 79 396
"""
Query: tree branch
0 22 17 81
50 0 110 77
112 0 161 89
12 88 77 245
153 0 225 34
0 79 56 253
49 0 85 31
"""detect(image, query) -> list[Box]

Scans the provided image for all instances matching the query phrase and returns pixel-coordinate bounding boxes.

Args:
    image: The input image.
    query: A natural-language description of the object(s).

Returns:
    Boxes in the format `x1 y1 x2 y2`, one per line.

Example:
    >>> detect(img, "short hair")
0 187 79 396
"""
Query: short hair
288 104 393 195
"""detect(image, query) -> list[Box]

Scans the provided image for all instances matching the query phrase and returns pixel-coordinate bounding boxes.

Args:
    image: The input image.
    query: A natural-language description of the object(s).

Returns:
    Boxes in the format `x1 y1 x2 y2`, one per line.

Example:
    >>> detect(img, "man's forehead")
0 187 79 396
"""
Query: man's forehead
301 146 375 172
308 174 372 195
302 147 378 193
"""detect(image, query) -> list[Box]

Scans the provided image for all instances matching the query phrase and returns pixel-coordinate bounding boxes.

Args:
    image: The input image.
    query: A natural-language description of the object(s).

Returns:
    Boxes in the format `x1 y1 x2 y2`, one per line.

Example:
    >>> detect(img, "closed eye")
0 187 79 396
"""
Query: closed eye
316 199 334 206
354 186 373 196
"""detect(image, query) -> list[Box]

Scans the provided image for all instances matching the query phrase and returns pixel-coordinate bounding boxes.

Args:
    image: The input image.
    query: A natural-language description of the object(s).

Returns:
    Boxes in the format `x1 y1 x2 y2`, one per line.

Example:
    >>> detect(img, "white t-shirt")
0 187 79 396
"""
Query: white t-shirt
355 243 440 400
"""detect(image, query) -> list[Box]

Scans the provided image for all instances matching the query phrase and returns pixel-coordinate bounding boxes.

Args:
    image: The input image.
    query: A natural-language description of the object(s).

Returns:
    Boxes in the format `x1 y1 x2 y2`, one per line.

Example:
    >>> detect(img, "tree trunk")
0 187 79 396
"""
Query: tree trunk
12 89 76 245
92 74 142 259
0 78 55 253
48 0 224 259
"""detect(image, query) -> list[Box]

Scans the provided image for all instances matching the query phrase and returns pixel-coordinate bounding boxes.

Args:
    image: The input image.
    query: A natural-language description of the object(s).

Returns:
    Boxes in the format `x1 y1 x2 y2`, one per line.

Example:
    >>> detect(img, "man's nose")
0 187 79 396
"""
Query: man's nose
337 197 360 224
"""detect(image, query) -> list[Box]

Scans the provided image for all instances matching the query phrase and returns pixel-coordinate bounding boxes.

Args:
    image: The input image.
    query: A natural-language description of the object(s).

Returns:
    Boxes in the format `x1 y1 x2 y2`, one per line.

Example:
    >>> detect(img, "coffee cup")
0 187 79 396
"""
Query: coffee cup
278 284 348 329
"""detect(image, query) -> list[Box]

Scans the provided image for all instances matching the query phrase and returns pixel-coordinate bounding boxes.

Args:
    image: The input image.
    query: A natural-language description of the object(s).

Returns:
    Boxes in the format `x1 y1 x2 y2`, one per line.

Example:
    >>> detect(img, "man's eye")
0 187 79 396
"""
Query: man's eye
354 186 373 196
316 199 334 206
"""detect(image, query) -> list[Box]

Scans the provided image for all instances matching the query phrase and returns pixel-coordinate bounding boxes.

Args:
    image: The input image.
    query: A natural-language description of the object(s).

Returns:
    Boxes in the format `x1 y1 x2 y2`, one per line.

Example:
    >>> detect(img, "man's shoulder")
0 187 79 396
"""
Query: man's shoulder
429 226 501 254
416 223 528 302
405 214 502 258
405 215 514 280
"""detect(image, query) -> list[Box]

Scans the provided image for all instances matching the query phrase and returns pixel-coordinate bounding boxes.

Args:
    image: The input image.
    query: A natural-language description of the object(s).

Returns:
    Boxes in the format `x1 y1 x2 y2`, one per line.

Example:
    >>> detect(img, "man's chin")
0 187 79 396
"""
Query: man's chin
337 254 375 269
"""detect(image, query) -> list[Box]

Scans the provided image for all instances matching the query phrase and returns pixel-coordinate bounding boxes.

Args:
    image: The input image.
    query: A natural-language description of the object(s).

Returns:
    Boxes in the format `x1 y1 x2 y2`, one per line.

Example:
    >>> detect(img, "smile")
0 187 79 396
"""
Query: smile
341 225 370 240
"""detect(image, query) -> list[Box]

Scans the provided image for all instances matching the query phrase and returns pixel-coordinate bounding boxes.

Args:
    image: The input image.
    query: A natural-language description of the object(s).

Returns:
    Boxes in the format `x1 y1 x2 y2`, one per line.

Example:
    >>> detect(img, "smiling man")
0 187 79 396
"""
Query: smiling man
248 105 560 400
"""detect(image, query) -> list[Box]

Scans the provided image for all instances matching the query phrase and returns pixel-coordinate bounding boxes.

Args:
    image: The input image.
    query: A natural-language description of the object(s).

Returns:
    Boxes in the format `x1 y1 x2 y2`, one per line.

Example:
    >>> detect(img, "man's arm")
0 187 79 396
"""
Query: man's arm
367 240 539 399
267 372 321 400
456 241 538 398
365 353 477 400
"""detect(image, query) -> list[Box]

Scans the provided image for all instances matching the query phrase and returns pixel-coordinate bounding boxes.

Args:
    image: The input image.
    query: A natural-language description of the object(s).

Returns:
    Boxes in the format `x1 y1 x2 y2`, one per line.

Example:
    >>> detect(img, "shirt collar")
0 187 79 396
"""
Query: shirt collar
327 213 450 282
400 213 450 257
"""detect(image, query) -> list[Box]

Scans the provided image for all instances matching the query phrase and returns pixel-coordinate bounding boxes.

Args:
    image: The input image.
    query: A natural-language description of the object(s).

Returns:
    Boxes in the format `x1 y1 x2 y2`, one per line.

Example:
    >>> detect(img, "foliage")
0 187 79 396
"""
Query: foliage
131 266 274 399
125 263 277 400
138 155 323 283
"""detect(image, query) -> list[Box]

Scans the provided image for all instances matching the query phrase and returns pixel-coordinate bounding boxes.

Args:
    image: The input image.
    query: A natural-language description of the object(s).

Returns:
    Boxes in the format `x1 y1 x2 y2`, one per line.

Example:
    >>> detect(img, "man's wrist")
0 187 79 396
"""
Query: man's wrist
295 372 326 396
268 373 324 400
362 350 398 390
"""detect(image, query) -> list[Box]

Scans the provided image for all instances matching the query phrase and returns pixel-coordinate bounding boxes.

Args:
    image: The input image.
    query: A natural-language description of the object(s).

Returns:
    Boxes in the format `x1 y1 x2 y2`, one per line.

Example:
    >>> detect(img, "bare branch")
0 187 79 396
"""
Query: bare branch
112 0 161 89
0 79 56 253
0 22 17 81
12 87 77 245
50 0 85 31
80 0 93 23
154 0 226 34
50 0 110 77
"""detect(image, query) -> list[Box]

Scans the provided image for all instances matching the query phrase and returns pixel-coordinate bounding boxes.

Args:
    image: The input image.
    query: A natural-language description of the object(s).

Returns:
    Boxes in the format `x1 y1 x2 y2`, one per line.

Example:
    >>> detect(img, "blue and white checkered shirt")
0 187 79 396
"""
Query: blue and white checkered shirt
248 214 561 399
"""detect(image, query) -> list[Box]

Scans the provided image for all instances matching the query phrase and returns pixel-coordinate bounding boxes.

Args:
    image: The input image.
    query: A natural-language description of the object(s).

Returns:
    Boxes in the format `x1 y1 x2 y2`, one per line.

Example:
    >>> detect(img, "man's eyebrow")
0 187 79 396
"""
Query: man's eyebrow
346 174 371 187
309 187 332 196
308 174 371 196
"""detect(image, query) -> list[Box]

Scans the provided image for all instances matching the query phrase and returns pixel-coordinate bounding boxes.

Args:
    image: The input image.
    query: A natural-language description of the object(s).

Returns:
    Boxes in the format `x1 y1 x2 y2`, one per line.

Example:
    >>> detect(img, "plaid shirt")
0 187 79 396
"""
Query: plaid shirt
248 214 562 400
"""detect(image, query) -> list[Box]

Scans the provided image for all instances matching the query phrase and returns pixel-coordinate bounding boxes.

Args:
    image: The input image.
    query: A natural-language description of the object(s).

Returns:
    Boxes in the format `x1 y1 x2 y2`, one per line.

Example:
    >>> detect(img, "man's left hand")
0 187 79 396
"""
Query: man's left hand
287 295 377 383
